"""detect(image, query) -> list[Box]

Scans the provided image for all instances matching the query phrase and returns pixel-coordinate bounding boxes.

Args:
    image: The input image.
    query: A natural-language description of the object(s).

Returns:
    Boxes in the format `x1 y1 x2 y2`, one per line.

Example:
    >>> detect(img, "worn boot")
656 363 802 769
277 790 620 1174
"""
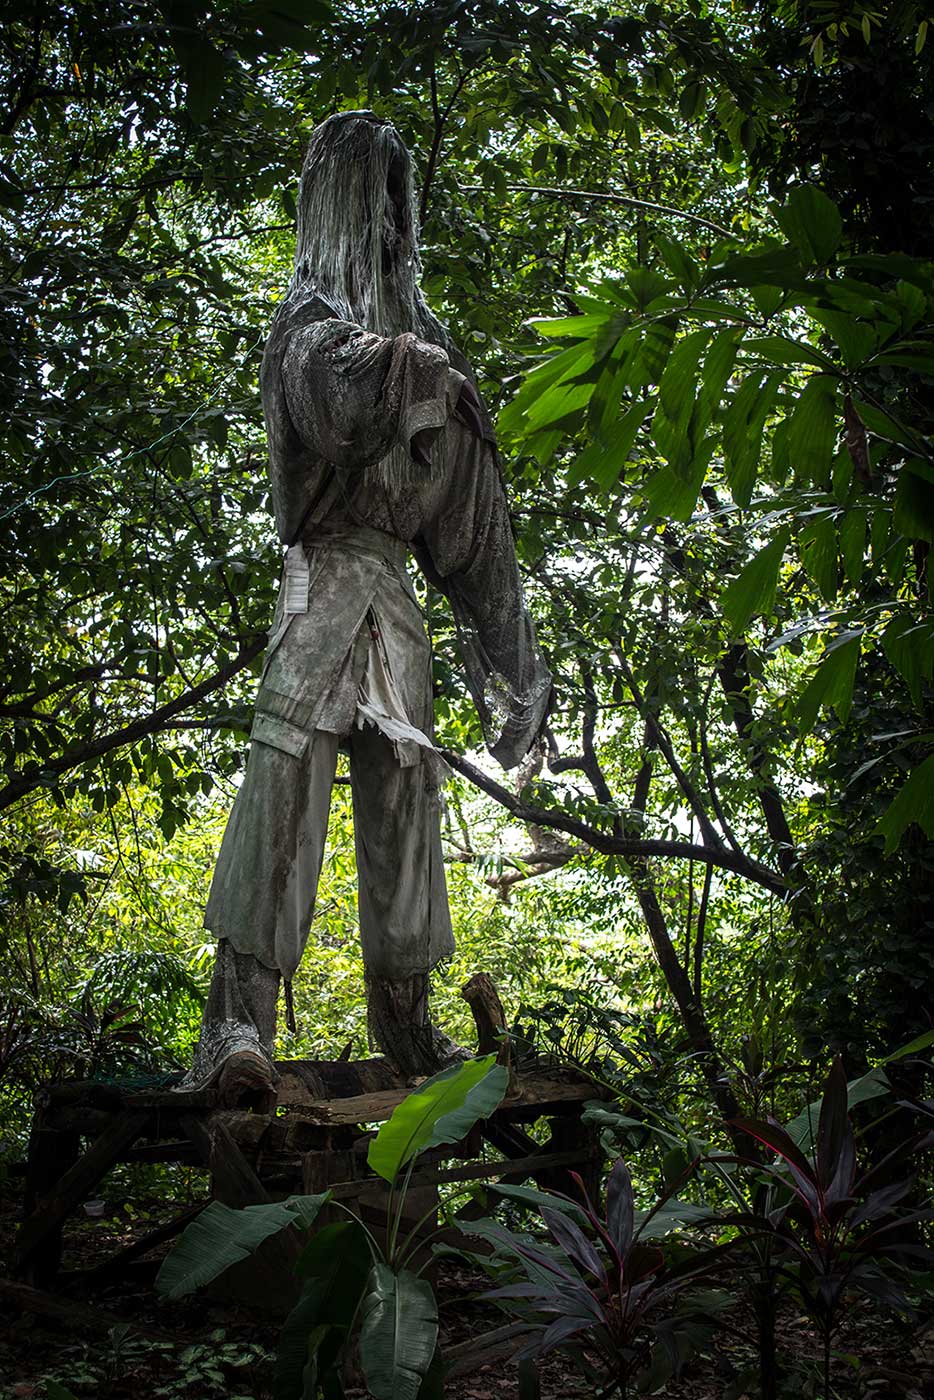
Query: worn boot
365 971 468 1079
183 941 280 1110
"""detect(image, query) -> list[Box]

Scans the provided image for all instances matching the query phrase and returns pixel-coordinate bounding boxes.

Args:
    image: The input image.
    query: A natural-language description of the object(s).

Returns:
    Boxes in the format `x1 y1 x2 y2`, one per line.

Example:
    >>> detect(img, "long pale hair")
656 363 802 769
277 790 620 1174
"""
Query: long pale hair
289 110 446 344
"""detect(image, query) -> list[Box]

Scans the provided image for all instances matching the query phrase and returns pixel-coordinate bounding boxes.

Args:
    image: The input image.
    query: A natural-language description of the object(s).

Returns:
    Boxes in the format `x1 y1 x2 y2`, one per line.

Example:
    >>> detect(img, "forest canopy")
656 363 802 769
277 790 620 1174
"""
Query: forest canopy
1 0 933 1128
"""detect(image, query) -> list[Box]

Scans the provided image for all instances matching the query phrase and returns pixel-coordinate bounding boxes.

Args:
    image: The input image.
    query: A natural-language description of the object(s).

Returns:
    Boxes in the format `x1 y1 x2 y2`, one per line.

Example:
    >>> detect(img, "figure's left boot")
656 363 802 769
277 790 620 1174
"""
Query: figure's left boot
182 942 280 1110
365 971 469 1079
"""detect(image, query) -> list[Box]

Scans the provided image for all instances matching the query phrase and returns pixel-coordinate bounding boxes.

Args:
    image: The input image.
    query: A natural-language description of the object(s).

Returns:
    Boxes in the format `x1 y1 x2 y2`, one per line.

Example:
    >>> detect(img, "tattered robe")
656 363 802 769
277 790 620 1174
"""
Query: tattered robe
204 295 551 984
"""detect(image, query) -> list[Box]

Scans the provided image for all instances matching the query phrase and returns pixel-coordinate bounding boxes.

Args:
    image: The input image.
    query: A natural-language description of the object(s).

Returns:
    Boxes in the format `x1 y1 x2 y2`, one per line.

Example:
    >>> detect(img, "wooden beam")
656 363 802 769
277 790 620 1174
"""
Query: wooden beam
14 1112 150 1275
179 1113 270 1207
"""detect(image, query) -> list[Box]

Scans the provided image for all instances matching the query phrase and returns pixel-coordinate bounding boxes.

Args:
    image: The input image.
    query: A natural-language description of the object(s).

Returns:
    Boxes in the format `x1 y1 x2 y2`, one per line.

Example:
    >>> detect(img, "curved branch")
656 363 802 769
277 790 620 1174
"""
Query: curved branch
457 181 733 238
442 750 786 897
0 634 267 814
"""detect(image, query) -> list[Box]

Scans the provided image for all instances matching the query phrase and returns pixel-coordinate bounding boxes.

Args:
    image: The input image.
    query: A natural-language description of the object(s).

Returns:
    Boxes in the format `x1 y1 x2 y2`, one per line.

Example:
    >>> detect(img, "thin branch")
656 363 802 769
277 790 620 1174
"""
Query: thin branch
457 181 733 239
0 634 267 814
442 749 786 896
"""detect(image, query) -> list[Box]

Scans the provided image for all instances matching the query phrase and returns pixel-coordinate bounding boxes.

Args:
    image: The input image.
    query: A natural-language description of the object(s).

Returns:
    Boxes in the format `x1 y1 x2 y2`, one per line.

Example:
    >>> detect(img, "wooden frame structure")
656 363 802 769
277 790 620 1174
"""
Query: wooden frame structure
15 978 606 1299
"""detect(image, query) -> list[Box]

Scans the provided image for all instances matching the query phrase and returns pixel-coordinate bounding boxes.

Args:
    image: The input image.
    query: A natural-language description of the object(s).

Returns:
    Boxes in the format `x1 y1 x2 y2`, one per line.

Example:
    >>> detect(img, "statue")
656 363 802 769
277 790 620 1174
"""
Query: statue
187 111 552 1101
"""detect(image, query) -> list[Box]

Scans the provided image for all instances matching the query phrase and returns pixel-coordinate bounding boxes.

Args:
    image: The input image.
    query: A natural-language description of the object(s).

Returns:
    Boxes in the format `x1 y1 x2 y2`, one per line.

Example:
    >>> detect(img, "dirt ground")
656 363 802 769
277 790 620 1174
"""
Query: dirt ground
2 1191 933 1400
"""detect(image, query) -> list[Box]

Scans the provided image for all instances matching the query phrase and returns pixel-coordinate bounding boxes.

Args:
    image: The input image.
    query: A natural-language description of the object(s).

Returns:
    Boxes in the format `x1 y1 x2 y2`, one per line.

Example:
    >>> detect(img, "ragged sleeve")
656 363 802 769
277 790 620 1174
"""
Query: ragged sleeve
281 320 463 470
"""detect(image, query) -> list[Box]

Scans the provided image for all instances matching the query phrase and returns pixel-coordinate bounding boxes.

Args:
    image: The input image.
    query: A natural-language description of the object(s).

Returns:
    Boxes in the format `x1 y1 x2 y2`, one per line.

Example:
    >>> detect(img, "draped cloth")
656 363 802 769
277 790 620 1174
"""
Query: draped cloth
202 292 552 987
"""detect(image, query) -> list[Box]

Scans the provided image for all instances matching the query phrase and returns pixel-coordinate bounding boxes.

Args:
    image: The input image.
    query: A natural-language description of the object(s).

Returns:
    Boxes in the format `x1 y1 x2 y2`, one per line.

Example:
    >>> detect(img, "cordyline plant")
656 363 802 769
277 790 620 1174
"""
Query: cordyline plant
722 1056 934 1399
461 1158 729 1399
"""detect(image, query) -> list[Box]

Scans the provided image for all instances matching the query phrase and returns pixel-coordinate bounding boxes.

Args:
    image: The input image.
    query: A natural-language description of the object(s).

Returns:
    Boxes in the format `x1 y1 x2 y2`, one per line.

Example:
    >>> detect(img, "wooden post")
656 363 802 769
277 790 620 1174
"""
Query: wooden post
461 974 511 1063
15 1111 149 1282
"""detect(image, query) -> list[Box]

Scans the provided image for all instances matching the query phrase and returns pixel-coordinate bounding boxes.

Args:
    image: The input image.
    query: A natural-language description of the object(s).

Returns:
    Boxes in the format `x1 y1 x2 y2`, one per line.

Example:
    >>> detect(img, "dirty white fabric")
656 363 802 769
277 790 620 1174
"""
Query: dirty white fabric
193 112 550 1083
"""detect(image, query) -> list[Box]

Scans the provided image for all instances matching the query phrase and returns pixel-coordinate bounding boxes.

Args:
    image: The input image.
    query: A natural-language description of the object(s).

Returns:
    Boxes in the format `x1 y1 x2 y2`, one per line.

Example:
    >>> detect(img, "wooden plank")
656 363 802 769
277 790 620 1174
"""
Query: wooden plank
325 1147 584 1201
14 1112 150 1274
80 1202 206 1283
179 1113 270 1207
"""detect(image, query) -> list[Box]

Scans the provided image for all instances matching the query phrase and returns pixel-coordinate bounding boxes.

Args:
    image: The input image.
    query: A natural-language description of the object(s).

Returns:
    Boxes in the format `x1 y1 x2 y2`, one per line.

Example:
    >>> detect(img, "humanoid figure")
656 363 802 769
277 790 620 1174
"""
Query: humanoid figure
189 111 551 1100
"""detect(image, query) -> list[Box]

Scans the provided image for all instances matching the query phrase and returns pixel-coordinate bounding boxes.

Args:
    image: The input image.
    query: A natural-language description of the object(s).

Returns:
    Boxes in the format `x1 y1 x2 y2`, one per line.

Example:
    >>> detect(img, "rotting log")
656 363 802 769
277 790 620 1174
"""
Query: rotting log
0 1278 177 1342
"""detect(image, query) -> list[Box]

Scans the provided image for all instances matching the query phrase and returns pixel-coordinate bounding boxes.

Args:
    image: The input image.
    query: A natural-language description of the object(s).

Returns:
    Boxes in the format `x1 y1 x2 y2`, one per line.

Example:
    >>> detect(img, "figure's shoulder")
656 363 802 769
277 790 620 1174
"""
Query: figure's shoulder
262 293 340 369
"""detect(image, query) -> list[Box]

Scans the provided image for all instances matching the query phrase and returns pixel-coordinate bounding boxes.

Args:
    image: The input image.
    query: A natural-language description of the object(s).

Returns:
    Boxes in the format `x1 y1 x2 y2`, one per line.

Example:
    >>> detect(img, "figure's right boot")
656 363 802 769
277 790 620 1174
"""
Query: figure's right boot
182 941 280 1110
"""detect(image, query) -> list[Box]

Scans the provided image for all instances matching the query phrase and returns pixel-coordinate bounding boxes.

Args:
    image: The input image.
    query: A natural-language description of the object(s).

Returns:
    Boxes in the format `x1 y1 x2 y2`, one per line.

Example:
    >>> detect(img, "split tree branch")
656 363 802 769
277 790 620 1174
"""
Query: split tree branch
442 749 786 897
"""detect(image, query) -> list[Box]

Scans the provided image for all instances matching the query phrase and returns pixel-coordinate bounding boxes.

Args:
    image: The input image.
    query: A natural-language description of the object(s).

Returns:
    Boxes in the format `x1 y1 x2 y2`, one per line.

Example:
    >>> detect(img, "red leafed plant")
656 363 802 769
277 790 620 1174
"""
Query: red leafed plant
729 1055 934 1398
465 1158 730 1399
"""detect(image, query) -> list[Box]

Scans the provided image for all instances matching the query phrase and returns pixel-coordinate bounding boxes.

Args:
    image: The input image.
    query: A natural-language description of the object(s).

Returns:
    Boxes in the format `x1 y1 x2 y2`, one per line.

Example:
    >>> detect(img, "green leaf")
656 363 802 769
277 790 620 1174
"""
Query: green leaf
720 530 788 632
45 1385 81 1400
785 1068 890 1149
809 308 877 367
882 616 934 707
568 401 649 492
722 372 783 506
839 509 867 588
156 1194 329 1300
776 186 843 264
796 632 861 732
358 1265 438 1400
642 438 715 522
787 376 838 487
884 1028 934 1062
745 335 833 371
275 1224 370 1400
655 235 699 291
877 753 934 853
894 470 934 544
798 513 838 601
367 1057 508 1184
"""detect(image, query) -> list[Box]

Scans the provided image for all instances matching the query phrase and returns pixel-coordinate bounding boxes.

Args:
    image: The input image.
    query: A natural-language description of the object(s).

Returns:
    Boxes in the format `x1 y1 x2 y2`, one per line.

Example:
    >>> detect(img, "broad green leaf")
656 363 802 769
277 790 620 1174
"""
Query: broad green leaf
788 376 838 486
722 371 783 505
882 616 934 705
894 469 934 543
796 632 862 732
720 530 788 632
275 1222 372 1400
642 439 715 522
808 308 877 367
745 335 834 371
367 1057 508 1183
156 1194 329 1300
658 329 711 423
655 234 699 291
629 319 677 388
785 1068 890 1150
885 1028 934 1062
798 513 838 601
358 1264 438 1400
877 753 934 853
776 185 843 264
839 509 867 588
568 401 649 491
700 327 744 408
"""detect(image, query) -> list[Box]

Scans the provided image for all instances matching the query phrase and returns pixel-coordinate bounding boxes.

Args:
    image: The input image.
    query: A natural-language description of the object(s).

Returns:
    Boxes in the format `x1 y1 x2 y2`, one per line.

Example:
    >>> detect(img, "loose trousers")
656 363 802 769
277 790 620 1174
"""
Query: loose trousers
205 716 452 984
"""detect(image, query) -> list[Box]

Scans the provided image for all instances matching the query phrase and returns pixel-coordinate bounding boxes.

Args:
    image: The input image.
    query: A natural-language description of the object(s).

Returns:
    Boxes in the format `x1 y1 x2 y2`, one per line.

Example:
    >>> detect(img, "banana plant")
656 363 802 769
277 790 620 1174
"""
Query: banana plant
156 1055 508 1400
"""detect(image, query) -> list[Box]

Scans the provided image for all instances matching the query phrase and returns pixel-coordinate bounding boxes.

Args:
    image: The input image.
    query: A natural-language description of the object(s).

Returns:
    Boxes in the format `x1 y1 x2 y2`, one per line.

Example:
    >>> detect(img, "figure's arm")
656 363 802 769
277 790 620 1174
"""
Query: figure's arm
281 319 466 471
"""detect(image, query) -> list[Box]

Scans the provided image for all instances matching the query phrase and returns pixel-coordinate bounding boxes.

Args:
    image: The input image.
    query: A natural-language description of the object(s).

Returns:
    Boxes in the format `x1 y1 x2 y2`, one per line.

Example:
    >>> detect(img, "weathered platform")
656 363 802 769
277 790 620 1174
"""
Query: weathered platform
14 979 606 1298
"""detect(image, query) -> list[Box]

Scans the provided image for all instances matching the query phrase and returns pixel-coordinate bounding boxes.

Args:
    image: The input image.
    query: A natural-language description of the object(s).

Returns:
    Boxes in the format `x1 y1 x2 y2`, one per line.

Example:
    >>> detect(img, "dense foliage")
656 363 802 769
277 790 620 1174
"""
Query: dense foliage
2 4 933 1382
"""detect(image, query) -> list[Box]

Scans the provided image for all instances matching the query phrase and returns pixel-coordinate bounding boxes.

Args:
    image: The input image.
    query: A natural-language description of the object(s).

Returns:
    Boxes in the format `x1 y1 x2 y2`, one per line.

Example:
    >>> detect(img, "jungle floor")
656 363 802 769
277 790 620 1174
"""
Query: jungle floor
1 1192 933 1400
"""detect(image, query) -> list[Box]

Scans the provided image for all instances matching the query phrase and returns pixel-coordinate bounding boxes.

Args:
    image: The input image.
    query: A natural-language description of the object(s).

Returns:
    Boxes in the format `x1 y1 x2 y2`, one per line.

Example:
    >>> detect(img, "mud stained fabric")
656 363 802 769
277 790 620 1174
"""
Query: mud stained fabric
204 297 550 980
260 295 552 768
204 723 452 984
